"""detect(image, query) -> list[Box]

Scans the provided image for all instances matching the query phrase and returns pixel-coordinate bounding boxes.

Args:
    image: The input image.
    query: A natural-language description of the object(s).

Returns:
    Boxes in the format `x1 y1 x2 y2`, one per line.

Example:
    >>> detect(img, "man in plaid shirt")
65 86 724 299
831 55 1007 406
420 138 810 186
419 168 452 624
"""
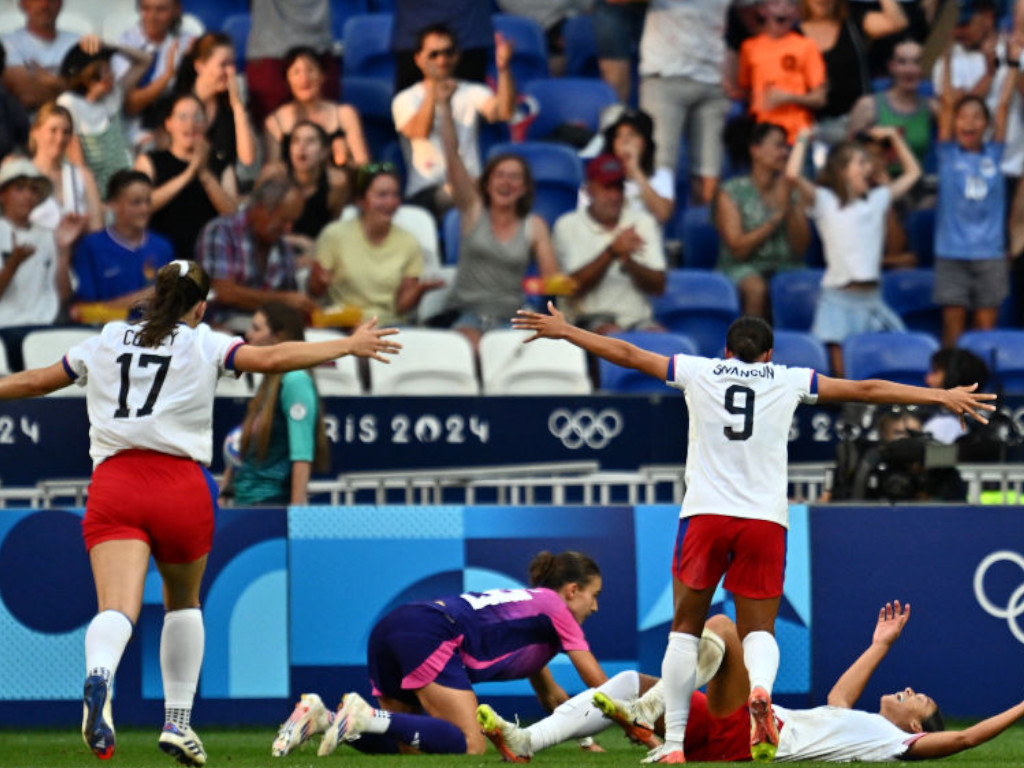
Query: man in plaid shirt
196 176 316 326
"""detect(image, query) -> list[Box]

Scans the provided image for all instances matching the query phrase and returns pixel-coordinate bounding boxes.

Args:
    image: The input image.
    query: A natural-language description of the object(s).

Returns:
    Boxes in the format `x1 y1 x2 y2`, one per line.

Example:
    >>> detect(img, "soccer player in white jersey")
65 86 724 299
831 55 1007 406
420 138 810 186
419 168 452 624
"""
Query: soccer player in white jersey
479 600 1024 762
0 260 401 765
512 305 995 764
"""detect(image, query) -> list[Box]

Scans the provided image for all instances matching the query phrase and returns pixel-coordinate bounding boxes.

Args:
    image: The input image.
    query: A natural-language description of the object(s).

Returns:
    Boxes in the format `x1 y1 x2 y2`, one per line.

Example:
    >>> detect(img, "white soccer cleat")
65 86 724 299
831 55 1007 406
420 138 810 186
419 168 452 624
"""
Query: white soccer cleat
476 703 532 762
317 692 374 757
158 722 207 766
272 693 331 756
82 674 116 760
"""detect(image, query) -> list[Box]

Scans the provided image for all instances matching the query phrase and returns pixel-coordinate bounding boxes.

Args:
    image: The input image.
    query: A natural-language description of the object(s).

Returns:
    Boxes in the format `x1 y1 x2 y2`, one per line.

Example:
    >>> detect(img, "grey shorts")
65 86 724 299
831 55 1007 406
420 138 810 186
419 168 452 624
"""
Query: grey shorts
811 287 906 345
640 75 730 177
933 258 1009 309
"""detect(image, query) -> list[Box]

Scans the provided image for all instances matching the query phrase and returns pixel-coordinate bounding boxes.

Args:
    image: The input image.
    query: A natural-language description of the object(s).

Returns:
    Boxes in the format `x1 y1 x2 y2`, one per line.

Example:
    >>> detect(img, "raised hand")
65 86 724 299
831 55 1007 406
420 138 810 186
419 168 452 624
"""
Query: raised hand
872 600 910 647
494 32 514 71
511 301 571 342
942 383 998 429
348 317 402 362
55 213 87 250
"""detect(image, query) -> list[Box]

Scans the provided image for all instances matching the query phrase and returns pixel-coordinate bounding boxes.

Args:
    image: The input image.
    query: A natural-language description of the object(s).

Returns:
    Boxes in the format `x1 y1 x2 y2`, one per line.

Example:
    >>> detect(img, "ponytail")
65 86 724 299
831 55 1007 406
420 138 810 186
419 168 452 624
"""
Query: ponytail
528 550 600 590
135 260 210 347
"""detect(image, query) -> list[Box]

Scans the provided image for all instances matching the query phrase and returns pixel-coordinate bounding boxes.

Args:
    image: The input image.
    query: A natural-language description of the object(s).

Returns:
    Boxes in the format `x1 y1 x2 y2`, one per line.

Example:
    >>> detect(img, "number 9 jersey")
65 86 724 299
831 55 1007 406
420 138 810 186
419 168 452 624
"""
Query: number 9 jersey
666 354 818 528
63 322 246 467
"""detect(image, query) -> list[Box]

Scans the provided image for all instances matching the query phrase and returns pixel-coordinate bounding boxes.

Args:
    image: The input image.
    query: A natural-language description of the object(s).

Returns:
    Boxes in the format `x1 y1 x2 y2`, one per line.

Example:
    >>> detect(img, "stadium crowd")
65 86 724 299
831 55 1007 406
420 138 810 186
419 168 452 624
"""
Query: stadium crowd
0 0 1022 387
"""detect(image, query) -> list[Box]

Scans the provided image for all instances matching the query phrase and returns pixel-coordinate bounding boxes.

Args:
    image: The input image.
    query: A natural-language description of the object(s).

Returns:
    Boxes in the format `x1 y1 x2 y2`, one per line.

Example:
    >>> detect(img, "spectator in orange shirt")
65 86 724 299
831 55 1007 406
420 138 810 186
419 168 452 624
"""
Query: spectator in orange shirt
736 0 827 144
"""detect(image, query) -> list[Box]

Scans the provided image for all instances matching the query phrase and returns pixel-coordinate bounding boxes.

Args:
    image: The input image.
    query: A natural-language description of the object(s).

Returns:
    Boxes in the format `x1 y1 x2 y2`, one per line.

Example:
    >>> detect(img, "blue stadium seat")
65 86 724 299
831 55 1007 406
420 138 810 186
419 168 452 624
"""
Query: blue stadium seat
189 0 245 35
487 141 583 227
843 331 939 386
906 208 935 267
443 208 461 264
341 76 397 159
563 15 599 78
478 121 512 166
221 13 250 69
491 14 549 86
958 330 1024 393
771 330 829 373
523 78 619 142
770 269 823 331
343 14 395 81
881 268 941 336
680 206 719 269
804 221 825 268
599 331 697 393
651 270 740 357
331 0 370 43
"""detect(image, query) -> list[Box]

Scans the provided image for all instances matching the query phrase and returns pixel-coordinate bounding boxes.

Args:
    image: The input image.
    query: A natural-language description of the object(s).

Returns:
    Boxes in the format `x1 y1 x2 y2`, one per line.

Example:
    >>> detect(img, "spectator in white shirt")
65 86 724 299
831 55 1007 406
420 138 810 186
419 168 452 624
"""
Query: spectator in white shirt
391 23 515 223
554 154 666 335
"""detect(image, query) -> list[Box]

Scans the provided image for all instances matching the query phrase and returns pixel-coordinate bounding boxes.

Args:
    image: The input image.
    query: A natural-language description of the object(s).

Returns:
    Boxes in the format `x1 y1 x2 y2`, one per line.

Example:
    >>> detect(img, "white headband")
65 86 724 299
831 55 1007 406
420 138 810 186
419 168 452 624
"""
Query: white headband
172 260 189 278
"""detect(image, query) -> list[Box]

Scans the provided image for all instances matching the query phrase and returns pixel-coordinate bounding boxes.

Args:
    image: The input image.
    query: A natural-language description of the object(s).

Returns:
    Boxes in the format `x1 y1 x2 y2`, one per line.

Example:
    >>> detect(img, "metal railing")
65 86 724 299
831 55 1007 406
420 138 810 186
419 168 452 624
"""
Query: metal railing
5 463 1024 508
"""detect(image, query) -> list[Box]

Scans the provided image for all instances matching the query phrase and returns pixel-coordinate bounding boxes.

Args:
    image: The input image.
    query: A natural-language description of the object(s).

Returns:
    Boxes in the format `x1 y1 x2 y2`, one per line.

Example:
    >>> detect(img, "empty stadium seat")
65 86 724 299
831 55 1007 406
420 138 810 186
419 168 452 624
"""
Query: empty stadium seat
186 0 245 34
22 329 99 396
599 331 697 393
343 14 395 81
479 330 591 394
843 331 939 386
771 269 823 331
523 78 619 142
490 14 549 86
368 329 479 394
563 14 599 78
341 76 398 160
331 0 370 43
304 329 363 395
478 120 512 166
680 206 719 269
905 208 935 267
771 330 829 372
958 330 1024 393
881 268 941 336
487 141 583 227
221 13 251 69
651 270 740 357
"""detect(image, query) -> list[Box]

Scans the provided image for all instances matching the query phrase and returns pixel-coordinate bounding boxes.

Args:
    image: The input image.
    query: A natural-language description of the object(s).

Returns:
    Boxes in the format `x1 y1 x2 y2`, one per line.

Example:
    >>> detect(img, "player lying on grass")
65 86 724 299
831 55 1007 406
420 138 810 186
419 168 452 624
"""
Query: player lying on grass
270 551 640 757
479 601 1024 762
511 305 997 764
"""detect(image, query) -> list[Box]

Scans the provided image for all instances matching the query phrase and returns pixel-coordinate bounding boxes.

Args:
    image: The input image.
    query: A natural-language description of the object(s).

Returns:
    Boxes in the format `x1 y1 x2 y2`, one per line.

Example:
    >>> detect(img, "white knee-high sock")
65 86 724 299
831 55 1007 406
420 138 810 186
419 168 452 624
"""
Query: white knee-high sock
161 608 204 728
84 610 133 683
742 631 779 695
661 632 699 750
525 670 641 753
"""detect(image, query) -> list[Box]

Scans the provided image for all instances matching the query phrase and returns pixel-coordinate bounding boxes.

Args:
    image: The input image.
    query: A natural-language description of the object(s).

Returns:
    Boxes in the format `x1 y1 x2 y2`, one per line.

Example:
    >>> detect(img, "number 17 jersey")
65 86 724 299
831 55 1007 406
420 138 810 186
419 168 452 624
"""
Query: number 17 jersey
667 354 818 528
63 321 244 468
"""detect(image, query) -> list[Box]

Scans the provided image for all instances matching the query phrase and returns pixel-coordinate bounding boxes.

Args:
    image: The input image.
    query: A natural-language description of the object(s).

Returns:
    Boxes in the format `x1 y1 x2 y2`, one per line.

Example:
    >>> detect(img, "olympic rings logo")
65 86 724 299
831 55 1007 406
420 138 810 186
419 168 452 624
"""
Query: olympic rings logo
973 551 1024 645
548 408 623 450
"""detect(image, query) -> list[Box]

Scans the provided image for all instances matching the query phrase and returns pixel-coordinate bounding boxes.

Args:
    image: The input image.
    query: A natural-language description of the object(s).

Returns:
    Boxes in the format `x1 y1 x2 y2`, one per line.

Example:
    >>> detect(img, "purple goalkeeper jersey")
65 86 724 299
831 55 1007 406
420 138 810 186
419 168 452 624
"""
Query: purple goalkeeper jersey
425 587 590 682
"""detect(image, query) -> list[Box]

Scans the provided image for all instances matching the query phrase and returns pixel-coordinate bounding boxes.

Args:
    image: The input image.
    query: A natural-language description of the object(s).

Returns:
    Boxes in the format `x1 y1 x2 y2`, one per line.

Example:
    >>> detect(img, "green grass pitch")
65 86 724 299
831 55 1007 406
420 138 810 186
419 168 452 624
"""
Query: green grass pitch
1 722 1023 768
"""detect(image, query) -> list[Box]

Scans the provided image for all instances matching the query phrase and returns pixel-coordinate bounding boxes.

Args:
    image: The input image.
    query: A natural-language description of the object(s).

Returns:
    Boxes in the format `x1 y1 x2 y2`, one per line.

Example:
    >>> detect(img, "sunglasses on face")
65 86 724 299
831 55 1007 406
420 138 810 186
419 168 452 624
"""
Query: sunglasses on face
427 46 457 60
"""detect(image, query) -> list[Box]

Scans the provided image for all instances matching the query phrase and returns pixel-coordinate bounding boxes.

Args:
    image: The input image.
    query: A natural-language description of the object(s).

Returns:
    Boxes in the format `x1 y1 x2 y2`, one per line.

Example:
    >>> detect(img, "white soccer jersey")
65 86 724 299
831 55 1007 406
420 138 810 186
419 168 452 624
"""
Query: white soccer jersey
666 355 818 527
774 705 925 762
63 322 245 467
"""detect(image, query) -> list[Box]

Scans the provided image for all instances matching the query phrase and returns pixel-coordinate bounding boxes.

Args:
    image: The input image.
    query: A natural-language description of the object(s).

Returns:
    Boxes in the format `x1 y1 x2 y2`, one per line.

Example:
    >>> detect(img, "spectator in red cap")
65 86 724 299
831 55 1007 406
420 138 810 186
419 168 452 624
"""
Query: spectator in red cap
553 153 667 335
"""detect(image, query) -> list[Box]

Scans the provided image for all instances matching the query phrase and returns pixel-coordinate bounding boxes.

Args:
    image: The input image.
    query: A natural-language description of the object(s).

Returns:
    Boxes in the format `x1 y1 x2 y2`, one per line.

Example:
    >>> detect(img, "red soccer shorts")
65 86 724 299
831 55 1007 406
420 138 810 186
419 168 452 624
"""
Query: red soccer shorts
673 514 787 599
684 691 753 762
83 449 218 564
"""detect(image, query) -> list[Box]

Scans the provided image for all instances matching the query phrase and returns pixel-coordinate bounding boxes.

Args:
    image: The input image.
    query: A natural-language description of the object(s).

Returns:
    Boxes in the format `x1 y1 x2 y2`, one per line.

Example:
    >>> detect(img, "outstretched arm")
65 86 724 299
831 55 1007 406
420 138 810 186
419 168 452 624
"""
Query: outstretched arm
0 361 74 399
232 319 401 373
512 302 670 381
906 699 1024 759
827 601 910 708
816 376 996 429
